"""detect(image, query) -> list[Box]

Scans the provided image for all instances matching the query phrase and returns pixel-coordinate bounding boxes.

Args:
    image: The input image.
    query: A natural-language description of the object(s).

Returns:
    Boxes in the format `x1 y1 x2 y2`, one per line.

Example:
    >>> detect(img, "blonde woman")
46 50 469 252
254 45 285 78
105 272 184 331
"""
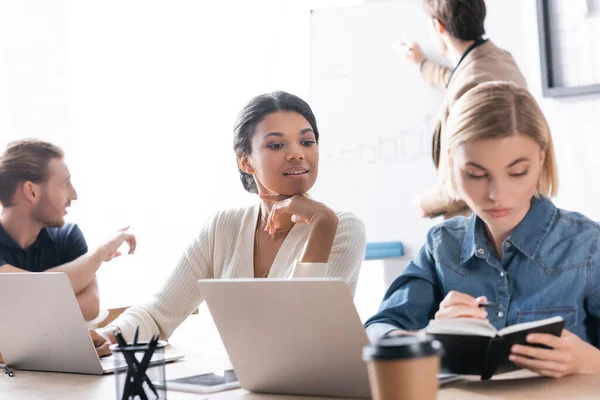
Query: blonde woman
366 82 600 377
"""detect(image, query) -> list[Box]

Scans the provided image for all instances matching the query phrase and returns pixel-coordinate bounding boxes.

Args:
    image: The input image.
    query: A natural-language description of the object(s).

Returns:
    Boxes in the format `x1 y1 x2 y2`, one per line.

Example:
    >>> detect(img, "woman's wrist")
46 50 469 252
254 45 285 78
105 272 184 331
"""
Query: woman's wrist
585 347 600 374
98 325 120 344
311 207 338 228
300 208 338 263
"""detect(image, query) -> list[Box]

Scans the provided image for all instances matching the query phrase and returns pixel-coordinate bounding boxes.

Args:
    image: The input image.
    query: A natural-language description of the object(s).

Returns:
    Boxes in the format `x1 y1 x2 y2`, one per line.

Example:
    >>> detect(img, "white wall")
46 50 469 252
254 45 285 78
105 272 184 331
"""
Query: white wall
486 0 600 220
0 0 363 308
0 1 69 145
1 0 599 312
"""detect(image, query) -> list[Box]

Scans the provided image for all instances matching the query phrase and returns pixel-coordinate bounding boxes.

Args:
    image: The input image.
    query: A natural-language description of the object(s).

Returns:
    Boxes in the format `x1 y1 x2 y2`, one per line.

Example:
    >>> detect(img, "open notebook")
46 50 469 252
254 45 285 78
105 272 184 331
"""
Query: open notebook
426 316 565 379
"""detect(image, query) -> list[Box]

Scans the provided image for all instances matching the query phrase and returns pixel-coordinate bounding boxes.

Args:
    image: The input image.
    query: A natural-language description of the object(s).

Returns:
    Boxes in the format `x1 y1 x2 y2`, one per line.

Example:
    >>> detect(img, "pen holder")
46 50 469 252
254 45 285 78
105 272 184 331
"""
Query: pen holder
110 335 168 400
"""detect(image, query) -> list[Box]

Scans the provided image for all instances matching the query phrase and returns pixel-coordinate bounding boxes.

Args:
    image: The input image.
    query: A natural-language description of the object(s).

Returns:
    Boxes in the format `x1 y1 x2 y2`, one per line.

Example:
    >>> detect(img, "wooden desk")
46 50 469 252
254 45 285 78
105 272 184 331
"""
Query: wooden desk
2 307 599 400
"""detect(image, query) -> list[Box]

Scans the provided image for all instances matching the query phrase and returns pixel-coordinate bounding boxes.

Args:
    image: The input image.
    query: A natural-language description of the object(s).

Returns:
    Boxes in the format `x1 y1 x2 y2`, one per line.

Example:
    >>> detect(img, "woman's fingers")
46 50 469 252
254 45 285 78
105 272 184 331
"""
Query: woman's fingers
267 204 287 233
439 291 478 308
435 305 487 319
509 354 568 376
291 214 308 224
436 291 493 320
262 194 326 235
90 330 113 357
260 192 295 234
97 342 112 357
526 332 565 349
511 344 567 363
265 197 299 234
259 193 292 202
436 291 488 319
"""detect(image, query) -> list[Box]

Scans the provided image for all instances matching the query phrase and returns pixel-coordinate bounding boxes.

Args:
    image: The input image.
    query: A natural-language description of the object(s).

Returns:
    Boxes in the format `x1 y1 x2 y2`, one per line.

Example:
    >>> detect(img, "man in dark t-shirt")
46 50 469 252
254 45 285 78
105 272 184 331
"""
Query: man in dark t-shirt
0 223 88 273
0 139 137 321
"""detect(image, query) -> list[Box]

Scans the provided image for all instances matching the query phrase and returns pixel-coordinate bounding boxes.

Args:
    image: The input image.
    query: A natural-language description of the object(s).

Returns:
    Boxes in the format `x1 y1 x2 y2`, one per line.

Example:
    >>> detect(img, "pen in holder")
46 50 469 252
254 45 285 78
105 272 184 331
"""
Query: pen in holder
110 327 168 400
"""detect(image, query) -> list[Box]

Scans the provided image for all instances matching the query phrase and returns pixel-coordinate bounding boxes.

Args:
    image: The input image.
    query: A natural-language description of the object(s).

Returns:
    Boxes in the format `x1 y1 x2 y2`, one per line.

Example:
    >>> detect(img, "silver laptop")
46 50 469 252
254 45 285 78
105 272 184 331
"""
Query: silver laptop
0 273 183 374
198 278 372 398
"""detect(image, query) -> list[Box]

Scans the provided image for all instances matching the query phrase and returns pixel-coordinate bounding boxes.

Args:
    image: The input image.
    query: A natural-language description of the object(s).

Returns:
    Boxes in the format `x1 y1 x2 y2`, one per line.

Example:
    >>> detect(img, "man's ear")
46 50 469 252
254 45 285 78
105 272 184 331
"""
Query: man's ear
433 18 446 35
22 181 39 204
238 156 254 174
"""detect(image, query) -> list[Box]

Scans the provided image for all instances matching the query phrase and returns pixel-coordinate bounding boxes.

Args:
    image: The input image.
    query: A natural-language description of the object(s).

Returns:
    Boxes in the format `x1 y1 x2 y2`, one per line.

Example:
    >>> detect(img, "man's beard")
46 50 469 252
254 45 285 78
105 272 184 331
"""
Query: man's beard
32 197 65 228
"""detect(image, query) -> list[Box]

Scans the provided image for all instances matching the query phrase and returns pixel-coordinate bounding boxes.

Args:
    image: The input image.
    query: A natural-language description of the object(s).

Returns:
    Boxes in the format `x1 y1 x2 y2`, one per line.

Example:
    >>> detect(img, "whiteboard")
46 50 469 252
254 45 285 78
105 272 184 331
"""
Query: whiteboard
310 0 447 255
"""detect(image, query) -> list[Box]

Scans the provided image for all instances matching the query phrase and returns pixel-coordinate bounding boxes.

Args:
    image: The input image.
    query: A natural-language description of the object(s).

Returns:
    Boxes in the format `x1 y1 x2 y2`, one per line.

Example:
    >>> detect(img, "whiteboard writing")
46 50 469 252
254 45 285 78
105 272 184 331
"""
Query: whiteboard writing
321 114 434 165
310 1 446 251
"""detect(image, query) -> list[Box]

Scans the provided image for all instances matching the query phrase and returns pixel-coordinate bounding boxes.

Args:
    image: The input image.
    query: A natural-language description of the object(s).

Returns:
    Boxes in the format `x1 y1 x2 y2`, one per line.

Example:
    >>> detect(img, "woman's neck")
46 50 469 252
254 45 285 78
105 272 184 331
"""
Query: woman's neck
483 203 531 259
484 224 512 258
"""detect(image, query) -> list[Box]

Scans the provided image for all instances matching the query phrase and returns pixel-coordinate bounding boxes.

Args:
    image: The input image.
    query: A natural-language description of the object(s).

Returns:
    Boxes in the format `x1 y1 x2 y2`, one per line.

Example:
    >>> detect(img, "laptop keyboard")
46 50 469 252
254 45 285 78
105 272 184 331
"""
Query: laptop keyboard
100 355 125 370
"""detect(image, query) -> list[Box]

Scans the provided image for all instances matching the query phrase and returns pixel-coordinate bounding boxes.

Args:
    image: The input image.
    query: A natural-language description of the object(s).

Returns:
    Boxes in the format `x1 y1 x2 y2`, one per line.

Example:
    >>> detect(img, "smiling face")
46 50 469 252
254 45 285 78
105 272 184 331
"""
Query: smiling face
451 133 545 232
239 111 318 196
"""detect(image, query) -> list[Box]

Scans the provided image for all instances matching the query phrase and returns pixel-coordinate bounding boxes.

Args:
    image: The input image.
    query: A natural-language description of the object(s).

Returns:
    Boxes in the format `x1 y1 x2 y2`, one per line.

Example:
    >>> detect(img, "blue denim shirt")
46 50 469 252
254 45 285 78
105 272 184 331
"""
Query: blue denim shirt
365 197 600 346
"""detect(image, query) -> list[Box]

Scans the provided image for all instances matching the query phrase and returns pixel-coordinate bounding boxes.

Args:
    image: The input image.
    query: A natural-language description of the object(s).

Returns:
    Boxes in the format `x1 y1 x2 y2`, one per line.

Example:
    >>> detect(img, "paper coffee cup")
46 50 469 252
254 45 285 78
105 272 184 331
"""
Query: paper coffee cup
363 335 443 400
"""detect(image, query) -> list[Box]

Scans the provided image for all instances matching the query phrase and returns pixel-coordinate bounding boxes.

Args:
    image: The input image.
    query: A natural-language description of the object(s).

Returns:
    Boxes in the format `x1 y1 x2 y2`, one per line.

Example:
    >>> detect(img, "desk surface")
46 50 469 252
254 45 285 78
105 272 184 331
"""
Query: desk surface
2 308 599 400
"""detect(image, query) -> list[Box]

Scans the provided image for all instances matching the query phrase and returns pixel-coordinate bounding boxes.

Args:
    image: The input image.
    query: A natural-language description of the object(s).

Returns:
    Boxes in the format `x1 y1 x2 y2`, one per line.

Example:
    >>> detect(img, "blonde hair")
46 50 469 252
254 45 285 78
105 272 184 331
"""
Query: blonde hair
444 81 558 199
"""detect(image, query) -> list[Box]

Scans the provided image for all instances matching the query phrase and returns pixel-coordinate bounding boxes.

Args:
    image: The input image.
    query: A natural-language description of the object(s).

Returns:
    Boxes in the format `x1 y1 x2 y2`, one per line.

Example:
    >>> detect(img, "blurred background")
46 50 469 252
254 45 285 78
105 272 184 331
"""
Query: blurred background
1 0 599 321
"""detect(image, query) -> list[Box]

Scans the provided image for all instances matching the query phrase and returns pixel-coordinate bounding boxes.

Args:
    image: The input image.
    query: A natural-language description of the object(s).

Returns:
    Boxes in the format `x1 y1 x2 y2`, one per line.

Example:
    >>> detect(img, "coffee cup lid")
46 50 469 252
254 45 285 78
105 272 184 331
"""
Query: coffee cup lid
362 335 443 361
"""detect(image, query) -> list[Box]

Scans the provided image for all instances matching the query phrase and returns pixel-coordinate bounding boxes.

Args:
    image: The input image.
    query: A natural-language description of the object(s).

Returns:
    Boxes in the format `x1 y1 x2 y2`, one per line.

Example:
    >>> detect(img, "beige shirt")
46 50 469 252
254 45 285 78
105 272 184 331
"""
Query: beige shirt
419 40 527 219
111 202 366 341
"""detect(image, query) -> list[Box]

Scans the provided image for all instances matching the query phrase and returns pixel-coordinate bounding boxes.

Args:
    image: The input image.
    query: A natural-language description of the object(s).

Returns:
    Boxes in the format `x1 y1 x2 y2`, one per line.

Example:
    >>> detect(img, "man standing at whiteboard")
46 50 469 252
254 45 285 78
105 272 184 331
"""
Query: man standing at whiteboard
397 0 526 219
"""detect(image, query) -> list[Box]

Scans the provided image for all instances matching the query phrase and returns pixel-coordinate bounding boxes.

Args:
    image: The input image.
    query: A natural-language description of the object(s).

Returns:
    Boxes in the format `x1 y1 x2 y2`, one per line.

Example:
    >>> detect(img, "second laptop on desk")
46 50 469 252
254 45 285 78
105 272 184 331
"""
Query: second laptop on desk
198 278 459 398
0 273 183 375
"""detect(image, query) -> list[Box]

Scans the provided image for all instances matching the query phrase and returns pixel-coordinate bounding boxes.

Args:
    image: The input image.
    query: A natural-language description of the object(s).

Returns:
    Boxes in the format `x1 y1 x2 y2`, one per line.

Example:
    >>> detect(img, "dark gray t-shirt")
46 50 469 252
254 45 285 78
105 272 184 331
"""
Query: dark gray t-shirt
0 223 88 272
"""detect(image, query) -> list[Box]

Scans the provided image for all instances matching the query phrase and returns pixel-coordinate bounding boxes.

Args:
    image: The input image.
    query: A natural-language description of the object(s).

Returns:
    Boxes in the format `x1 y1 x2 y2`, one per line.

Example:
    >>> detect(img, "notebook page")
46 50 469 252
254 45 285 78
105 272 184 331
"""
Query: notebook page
498 316 564 336
426 318 497 337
